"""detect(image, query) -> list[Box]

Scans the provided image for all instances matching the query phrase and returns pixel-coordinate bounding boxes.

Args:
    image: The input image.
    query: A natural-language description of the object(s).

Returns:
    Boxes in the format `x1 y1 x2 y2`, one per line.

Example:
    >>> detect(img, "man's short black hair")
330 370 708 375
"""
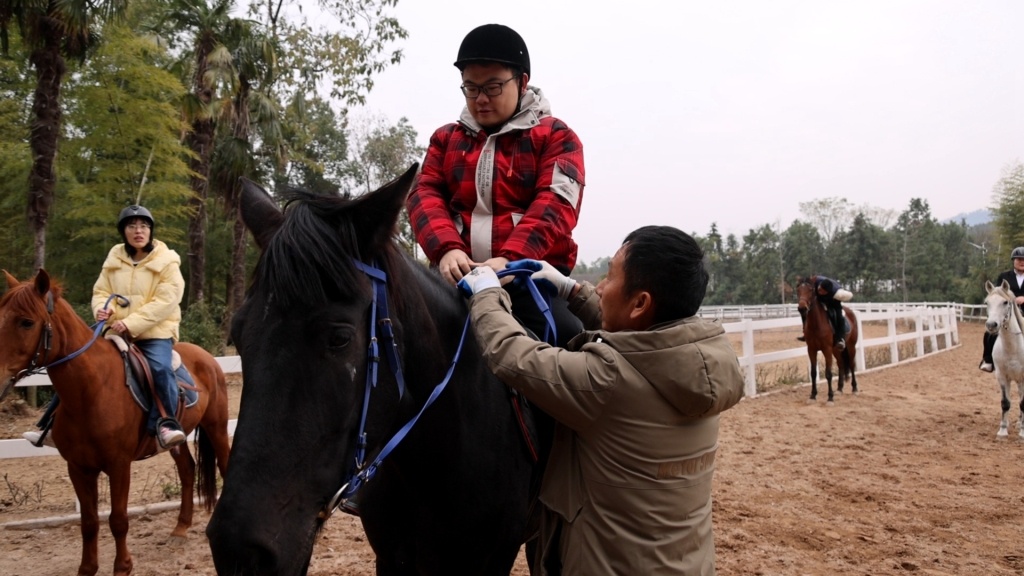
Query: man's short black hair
621 225 708 323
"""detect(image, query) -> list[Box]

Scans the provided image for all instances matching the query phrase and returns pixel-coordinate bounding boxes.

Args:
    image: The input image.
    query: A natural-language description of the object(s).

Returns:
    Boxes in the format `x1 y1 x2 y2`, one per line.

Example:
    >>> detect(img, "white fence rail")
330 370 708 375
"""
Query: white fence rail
0 303 963 460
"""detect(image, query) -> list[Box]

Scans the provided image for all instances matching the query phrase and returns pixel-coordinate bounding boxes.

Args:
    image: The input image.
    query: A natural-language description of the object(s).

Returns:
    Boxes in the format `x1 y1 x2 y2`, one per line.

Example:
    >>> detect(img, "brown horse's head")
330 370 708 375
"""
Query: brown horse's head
0 269 69 399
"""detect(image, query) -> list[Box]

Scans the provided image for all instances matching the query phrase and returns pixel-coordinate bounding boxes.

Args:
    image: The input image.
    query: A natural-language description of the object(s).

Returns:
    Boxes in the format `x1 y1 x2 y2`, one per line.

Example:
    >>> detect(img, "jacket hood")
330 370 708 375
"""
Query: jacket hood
458 85 552 136
583 317 744 418
106 239 180 271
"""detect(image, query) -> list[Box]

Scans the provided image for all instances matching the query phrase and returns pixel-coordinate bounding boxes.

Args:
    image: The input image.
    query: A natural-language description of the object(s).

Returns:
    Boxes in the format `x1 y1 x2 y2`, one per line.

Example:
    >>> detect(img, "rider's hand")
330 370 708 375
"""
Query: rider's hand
439 249 473 286
506 259 576 300
457 267 501 298
478 257 514 286
96 308 113 321
110 320 130 335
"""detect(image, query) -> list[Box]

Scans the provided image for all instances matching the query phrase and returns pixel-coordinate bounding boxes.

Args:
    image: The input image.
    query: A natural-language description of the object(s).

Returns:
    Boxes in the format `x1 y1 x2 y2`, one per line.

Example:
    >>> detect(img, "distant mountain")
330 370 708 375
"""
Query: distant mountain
944 209 991 226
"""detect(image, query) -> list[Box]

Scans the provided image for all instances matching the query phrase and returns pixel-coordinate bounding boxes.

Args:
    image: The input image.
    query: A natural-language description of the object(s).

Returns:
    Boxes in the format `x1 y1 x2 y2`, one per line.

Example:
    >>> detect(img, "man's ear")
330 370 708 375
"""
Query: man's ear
629 291 655 328
520 72 530 94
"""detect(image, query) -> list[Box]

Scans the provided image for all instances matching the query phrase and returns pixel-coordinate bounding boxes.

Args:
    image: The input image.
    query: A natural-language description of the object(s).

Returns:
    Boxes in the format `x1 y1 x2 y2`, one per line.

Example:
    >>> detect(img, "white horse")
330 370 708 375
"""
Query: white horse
984 279 1024 438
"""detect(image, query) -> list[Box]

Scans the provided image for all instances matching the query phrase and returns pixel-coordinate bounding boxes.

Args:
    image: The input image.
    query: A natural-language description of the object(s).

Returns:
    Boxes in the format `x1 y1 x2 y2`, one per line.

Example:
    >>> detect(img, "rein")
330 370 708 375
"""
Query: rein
997 290 1024 335
1 293 127 401
319 264 554 521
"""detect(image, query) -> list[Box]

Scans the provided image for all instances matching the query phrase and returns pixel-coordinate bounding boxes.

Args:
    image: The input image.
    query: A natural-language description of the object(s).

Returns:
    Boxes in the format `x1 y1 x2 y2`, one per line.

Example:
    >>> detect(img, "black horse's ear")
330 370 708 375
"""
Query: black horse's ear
353 163 420 254
33 268 50 296
239 178 285 251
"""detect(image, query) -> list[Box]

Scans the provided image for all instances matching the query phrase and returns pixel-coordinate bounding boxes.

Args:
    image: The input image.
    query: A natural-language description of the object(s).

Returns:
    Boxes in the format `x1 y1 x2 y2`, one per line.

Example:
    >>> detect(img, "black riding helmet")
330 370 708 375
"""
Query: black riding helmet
454 24 531 77
118 205 155 233
1012 246 1024 260
117 205 155 255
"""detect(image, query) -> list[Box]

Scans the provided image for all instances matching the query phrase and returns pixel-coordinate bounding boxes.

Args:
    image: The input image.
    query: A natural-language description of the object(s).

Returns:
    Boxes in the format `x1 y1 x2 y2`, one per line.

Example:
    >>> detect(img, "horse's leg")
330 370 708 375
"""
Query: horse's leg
106 463 135 576
998 377 1011 437
824 353 835 404
808 350 819 402
1017 380 1024 440
169 444 197 539
847 349 858 395
66 463 101 576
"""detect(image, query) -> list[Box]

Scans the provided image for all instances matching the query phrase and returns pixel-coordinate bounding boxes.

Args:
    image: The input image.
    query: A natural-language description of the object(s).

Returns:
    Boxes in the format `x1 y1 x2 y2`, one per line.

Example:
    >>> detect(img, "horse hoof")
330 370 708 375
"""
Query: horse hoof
826 400 835 407
167 533 188 545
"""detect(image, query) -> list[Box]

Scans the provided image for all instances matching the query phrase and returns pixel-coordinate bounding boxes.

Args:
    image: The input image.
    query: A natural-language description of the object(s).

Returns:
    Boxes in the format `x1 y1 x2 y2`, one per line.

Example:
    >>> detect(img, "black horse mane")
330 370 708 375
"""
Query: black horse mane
253 189 381 307
252 188 461 325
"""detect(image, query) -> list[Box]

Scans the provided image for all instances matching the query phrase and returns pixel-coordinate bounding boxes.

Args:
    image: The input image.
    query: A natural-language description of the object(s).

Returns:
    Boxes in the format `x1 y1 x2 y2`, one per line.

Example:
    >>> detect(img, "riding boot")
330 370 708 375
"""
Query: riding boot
35 394 60 430
980 332 997 372
830 308 846 350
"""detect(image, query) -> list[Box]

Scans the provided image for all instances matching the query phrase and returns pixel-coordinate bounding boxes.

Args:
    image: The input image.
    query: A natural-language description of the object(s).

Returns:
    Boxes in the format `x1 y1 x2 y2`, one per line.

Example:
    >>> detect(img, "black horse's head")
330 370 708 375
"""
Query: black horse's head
207 163 460 575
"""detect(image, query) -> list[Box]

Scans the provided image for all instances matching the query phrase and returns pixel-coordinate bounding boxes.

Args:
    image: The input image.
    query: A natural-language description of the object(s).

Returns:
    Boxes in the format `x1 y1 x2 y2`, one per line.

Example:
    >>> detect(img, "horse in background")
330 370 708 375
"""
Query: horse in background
0 270 230 576
984 279 1024 439
206 164 550 575
796 276 859 404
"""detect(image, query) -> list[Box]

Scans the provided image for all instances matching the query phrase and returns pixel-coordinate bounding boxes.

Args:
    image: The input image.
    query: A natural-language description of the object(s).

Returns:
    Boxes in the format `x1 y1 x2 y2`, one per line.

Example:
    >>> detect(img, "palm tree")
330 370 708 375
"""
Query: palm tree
0 0 127 270
210 25 283 314
149 0 238 305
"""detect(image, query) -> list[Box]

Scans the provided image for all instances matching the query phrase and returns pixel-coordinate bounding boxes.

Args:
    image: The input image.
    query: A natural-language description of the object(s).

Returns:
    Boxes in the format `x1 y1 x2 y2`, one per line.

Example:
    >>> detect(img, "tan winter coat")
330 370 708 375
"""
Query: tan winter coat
468 282 745 575
91 239 184 342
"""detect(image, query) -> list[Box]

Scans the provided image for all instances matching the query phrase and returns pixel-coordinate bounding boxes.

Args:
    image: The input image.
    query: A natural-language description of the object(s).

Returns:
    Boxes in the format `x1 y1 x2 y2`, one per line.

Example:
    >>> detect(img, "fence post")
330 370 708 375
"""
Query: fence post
740 319 757 398
915 308 925 358
855 312 866 372
888 309 899 363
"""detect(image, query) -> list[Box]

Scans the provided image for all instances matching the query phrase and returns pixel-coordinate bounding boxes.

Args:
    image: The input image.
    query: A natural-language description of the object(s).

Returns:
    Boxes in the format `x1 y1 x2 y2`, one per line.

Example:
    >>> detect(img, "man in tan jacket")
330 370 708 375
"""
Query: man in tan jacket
458 225 745 575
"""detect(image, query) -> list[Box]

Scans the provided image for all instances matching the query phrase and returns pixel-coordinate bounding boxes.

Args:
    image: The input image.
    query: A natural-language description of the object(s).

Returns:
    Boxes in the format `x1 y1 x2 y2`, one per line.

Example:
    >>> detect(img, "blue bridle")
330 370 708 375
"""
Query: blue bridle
319 262 555 520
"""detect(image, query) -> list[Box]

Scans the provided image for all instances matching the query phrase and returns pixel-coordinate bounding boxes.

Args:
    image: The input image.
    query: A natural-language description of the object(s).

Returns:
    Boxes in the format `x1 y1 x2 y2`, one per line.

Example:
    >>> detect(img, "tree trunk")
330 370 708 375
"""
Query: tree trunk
27 14 65 273
25 13 67 408
226 76 252 316
185 40 216 307
230 201 247 315
186 119 213 306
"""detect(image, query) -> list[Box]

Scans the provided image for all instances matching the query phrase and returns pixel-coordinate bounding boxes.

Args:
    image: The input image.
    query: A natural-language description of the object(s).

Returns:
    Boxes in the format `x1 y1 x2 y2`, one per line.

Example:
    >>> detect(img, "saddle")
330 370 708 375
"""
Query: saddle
105 334 199 417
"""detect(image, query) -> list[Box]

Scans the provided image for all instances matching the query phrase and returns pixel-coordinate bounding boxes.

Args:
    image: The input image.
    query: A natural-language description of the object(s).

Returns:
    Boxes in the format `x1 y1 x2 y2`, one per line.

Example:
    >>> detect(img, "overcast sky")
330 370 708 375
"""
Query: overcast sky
352 1 1023 264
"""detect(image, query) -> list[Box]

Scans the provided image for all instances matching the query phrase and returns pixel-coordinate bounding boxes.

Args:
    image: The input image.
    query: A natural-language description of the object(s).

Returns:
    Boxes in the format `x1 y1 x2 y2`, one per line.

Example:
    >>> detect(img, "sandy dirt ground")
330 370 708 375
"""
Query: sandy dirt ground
2 321 1021 575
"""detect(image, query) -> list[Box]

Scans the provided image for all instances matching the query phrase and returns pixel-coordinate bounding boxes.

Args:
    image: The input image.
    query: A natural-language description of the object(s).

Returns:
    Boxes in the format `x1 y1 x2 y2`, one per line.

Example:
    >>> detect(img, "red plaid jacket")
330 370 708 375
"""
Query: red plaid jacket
407 88 585 273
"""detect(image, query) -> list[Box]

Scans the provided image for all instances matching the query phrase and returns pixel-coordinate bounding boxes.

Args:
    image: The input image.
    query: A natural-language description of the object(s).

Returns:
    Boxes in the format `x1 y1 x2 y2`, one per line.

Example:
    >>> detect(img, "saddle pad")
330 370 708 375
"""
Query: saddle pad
123 354 199 414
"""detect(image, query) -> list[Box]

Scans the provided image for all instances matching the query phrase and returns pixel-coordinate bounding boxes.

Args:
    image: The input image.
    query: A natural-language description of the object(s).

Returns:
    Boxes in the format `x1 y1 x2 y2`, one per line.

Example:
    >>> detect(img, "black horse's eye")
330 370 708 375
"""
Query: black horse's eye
327 324 355 350
18 318 34 330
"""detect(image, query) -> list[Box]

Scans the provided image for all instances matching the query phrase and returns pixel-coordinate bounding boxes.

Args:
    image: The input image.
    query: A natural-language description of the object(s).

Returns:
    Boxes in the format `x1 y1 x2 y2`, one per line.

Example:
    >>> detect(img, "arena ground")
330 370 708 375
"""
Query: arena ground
2 321 1020 575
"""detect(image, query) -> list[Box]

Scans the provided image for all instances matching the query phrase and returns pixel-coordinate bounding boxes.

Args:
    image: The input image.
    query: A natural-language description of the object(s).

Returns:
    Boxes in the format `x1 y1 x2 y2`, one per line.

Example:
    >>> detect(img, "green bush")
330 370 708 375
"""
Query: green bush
180 301 226 356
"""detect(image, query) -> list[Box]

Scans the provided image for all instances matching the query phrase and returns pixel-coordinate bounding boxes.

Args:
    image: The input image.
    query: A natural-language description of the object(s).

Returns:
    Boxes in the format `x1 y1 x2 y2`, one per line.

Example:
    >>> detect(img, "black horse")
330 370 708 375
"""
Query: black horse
206 164 550 575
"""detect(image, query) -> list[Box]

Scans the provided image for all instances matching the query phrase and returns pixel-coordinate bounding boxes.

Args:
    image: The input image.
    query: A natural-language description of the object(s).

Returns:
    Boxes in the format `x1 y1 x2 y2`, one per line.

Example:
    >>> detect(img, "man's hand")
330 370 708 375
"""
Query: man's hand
457 267 501 298
507 259 577 299
439 249 473 286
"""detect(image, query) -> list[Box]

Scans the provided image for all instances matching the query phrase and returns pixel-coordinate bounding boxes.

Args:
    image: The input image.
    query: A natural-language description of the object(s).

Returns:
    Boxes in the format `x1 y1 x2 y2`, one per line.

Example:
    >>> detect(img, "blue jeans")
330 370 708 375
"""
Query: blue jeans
135 338 178 433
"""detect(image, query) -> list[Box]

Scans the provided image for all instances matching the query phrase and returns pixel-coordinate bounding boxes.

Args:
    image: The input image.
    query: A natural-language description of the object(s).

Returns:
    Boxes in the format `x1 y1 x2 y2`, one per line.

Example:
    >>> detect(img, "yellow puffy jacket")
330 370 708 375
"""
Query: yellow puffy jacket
91 239 184 342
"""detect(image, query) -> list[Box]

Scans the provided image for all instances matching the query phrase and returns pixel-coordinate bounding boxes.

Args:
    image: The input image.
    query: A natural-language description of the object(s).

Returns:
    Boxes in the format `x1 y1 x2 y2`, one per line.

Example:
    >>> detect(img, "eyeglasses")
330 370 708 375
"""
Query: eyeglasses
460 76 518 98
126 223 151 231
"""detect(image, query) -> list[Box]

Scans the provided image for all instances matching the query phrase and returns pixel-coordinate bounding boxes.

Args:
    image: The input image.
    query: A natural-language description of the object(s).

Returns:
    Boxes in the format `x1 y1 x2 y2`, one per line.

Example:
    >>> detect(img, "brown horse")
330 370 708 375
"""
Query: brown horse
796 276 859 403
0 270 230 576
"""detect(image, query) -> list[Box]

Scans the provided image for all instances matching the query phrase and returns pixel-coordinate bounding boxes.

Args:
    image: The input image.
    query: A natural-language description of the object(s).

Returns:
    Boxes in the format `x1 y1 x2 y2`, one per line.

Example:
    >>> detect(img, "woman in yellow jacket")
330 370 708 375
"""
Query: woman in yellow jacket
93 205 187 449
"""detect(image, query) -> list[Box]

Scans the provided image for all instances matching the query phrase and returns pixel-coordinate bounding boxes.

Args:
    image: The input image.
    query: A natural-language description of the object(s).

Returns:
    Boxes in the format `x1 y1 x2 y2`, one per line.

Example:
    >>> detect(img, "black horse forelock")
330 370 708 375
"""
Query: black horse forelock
254 190 367 308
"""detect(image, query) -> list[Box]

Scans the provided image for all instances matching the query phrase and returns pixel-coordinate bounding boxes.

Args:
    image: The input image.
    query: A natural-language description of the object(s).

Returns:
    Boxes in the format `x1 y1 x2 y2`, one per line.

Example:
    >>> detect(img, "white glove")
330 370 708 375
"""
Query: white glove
506 259 577 300
834 289 853 302
457 266 501 297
